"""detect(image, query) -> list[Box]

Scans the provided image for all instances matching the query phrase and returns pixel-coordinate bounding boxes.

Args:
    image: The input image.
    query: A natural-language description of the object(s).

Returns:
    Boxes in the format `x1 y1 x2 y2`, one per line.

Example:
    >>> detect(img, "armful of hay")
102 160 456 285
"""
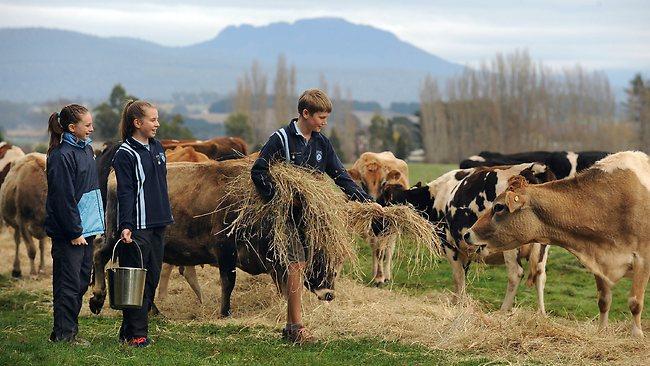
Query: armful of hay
346 201 443 258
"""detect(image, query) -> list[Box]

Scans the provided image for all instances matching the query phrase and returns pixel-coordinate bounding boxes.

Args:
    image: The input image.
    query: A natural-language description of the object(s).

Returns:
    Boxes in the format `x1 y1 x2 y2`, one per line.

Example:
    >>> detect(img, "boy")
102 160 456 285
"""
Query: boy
251 88 378 344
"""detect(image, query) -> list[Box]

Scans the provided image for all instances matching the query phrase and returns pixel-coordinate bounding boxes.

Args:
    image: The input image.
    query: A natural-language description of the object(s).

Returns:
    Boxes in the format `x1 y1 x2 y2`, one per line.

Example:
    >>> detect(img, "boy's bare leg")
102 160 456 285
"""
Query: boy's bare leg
287 262 305 325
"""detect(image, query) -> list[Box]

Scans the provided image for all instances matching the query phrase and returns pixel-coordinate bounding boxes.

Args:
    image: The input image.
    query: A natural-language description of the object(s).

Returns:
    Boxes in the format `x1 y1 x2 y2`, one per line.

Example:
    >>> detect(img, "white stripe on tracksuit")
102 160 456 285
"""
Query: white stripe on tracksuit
117 143 147 229
275 129 291 163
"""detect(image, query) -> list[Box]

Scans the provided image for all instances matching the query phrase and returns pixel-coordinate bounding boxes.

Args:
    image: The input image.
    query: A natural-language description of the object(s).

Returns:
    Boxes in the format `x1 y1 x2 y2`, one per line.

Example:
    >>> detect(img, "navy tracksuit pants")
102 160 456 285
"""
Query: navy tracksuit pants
118 227 165 340
50 235 95 341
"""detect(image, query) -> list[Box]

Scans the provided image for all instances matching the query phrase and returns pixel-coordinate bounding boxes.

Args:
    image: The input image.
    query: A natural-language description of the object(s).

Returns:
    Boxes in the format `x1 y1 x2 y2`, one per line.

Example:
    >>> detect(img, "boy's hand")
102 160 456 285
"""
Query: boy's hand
368 202 383 211
71 235 87 246
121 229 133 243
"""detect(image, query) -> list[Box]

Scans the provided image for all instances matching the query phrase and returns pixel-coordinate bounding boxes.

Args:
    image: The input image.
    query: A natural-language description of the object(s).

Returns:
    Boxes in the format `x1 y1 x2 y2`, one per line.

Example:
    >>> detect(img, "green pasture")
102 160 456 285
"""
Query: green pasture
0 163 646 365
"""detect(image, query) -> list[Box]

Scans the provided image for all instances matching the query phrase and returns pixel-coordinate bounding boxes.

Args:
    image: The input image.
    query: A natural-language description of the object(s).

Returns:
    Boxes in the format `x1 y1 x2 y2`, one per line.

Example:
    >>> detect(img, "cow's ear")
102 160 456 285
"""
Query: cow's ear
505 191 526 213
414 181 423 188
348 168 361 181
386 169 401 182
507 175 528 191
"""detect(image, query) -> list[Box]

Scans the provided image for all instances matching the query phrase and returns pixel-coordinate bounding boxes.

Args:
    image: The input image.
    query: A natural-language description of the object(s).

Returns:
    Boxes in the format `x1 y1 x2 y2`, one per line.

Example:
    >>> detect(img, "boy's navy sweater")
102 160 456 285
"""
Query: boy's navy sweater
251 119 373 202
112 137 173 232
45 132 105 240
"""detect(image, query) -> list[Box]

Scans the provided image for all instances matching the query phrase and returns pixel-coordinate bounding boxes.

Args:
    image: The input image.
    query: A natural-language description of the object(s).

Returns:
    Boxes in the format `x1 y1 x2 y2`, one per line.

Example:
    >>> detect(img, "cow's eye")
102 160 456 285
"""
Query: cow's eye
493 203 506 214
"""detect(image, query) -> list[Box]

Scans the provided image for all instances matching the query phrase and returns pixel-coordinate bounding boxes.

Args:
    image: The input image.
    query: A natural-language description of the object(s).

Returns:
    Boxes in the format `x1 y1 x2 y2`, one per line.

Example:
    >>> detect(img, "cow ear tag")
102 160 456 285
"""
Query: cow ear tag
505 191 525 213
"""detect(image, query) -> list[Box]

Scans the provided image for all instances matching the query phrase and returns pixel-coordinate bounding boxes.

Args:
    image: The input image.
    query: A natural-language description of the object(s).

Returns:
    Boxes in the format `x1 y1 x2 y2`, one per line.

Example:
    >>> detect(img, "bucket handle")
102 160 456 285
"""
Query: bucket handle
110 238 144 269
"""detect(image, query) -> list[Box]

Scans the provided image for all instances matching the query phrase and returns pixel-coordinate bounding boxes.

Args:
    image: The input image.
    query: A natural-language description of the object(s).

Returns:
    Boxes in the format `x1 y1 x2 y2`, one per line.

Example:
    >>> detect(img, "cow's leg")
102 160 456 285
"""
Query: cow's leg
629 255 650 338
11 228 22 278
374 247 387 286
89 237 113 315
446 247 466 303
157 263 174 301
369 237 380 281
181 266 203 303
38 237 46 274
595 274 612 330
22 229 38 279
383 237 396 283
501 249 524 312
535 245 550 316
217 239 237 318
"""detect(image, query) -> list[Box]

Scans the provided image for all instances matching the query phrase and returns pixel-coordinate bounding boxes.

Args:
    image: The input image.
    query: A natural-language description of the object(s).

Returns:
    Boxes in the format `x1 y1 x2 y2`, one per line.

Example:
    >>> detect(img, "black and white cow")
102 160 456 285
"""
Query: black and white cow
379 163 555 314
460 150 609 179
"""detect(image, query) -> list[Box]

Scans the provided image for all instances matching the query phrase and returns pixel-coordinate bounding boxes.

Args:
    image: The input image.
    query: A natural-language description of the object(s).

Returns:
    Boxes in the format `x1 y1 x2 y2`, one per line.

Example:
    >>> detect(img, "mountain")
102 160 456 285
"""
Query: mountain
0 18 466 103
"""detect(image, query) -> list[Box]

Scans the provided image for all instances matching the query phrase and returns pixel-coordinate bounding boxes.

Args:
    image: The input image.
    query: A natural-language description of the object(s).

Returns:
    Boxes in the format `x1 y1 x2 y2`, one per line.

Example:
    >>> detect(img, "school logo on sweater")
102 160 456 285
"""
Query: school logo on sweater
316 150 323 162
155 152 166 165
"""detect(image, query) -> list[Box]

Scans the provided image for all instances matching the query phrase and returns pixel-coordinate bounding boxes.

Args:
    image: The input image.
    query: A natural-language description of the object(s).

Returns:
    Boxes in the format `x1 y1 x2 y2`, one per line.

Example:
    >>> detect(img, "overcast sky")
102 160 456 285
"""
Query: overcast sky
1 0 648 71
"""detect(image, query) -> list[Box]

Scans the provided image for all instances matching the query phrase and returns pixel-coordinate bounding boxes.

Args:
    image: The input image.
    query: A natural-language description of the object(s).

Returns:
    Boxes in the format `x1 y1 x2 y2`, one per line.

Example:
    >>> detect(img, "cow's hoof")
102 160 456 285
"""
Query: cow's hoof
149 303 161 317
373 281 386 288
632 327 644 338
11 270 22 279
29 273 38 280
219 310 232 318
89 295 105 315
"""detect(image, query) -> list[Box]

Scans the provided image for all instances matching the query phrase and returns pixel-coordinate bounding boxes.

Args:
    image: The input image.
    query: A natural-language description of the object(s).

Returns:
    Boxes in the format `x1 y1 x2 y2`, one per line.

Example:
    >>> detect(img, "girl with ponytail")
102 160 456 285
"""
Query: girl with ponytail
112 100 173 347
44 104 105 346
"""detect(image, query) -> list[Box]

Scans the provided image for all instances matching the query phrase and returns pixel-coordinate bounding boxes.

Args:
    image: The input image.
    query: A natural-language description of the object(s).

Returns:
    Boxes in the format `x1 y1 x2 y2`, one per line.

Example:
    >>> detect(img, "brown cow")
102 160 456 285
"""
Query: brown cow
0 142 26 188
0 153 47 279
157 145 211 303
90 159 339 317
349 151 409 286
466 151 650 337
165 145 210 163
161 136 247 161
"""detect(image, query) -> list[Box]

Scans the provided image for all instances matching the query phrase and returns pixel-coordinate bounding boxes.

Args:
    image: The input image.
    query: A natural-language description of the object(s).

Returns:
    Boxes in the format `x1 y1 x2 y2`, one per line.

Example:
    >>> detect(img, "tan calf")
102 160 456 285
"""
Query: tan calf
349 151 409 286
466 151 650 337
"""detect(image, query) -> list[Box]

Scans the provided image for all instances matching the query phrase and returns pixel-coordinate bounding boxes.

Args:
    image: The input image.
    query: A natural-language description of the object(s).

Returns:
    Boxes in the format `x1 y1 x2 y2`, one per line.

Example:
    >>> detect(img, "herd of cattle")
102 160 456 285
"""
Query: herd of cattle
2 138 649 337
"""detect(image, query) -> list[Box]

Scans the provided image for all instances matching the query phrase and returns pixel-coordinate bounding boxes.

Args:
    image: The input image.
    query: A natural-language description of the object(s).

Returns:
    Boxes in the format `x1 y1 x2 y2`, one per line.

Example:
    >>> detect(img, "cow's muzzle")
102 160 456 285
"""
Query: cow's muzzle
313 288 335 302
463 230 489 256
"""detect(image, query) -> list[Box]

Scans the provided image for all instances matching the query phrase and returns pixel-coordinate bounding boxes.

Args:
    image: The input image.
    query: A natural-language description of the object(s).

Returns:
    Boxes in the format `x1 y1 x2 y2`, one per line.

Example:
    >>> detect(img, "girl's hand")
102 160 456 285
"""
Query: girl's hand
121 229 133 243
71 236 87 246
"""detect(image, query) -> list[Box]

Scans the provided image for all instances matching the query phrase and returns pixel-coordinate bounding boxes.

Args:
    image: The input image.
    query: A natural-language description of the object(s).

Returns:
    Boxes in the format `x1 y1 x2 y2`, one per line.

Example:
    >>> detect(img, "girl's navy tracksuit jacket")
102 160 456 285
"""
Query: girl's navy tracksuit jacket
111 136 173 340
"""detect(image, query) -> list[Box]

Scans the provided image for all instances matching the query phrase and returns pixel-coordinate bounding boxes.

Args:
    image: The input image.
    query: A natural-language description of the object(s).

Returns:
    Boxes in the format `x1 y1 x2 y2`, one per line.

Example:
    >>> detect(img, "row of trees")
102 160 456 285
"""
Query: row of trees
419 50 638 163
222 51 649 164
225 55 360 161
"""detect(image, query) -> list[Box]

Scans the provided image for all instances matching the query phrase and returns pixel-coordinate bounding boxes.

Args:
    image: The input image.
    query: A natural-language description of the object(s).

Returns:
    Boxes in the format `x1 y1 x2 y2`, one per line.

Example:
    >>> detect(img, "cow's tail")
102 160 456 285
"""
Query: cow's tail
525 243 543 287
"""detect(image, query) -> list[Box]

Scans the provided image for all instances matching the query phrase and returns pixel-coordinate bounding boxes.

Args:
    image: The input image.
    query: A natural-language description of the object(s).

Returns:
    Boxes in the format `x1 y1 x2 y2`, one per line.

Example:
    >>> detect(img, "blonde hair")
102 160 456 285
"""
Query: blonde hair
297 88 332 115
119 99 155 141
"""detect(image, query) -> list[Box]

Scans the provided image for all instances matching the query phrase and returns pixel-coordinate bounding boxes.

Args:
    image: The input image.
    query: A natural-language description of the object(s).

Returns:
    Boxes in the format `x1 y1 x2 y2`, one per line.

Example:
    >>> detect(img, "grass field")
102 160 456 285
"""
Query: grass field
0 163 648 365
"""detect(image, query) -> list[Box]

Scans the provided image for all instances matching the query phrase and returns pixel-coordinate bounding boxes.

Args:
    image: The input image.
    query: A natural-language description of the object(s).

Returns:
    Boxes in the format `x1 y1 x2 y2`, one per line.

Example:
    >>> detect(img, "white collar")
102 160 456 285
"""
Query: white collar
293 121 305 137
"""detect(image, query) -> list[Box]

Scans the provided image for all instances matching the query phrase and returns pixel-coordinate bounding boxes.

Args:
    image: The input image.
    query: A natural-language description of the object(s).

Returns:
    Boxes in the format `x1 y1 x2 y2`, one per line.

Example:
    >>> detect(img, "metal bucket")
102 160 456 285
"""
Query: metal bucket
107 239 147 310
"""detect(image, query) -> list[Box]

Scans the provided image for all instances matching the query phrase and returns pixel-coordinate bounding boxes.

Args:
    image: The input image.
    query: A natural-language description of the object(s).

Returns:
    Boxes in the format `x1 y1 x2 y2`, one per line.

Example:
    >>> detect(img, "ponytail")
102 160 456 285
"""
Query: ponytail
47 104 89 156
119 99 155 141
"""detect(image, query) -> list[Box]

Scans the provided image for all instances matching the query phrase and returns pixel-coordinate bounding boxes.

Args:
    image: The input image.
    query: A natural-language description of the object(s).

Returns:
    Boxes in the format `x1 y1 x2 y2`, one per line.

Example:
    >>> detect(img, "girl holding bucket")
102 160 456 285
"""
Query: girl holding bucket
45 104 105 346
112 100 173 347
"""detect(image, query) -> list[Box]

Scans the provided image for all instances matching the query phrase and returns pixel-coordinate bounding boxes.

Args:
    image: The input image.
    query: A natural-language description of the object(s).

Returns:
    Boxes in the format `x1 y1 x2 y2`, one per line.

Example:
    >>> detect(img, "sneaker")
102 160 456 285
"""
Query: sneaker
126 337 151 348
283 325 315 345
